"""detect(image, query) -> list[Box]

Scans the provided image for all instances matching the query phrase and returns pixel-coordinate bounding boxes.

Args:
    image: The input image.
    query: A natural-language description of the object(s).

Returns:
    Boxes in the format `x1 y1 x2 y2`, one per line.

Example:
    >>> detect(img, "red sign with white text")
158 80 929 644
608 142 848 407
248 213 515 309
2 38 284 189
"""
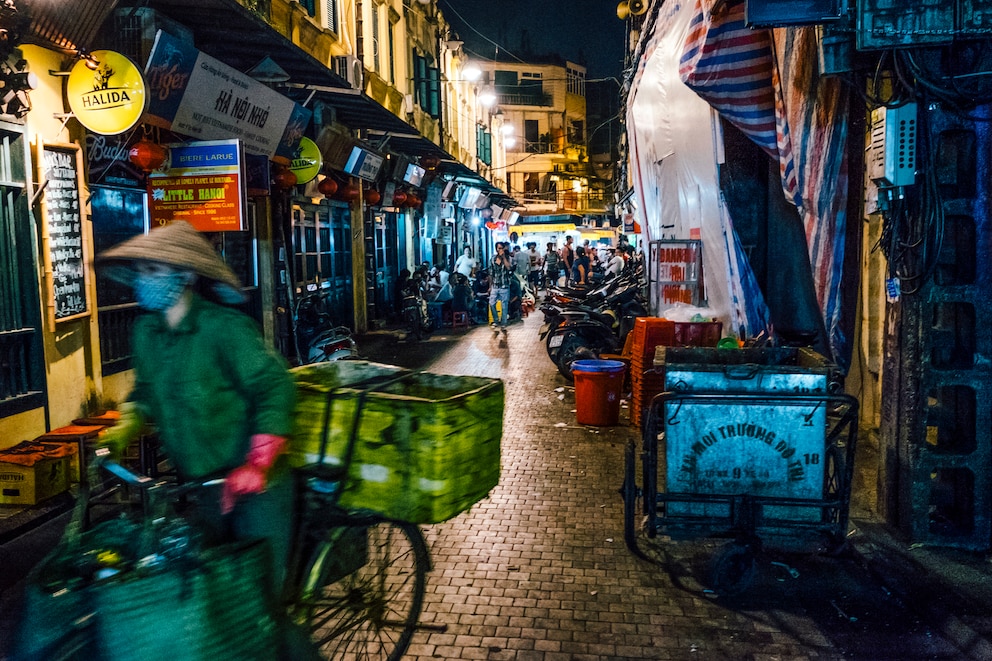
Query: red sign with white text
149 140 246 231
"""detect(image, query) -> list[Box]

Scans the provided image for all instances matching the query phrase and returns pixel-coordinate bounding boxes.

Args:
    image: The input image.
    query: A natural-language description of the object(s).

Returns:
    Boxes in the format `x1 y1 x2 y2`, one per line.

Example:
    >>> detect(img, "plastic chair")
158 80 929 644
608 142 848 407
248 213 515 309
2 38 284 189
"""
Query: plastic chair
451 311 470 330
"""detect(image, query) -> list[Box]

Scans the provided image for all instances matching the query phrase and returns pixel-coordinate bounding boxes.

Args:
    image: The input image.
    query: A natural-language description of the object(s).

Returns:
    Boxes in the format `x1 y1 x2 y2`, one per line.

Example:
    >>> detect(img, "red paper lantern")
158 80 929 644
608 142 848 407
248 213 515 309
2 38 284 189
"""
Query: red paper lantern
406 194 422 208
391 190 407 207
364 188 381 206
128 139 167 172
272 168 298 190
317 177 338 197
337 182 361 202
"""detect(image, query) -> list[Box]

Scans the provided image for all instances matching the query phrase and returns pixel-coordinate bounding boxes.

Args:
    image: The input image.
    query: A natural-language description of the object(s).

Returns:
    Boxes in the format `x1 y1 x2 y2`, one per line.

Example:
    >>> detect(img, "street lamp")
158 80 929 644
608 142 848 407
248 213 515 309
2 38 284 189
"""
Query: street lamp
462 62 482 82
478 86 496 107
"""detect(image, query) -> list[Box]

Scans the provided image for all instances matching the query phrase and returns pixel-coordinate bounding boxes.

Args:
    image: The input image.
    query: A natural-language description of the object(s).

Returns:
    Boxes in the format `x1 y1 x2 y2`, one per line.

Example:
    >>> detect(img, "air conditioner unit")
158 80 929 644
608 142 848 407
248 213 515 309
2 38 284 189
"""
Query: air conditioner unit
113 7 193 65
333 55 364 90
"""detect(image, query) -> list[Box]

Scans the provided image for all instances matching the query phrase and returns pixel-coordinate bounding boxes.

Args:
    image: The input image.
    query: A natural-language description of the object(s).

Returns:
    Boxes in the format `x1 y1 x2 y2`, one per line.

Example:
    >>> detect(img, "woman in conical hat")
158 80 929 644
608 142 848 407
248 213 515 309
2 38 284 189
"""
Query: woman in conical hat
96 219 245 308
95 222 310 654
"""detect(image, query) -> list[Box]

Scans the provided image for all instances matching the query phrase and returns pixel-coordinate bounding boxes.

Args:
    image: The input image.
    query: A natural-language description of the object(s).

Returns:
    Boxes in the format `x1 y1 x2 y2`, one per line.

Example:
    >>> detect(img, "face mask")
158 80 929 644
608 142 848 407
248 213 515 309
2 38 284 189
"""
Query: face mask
134 271 191 311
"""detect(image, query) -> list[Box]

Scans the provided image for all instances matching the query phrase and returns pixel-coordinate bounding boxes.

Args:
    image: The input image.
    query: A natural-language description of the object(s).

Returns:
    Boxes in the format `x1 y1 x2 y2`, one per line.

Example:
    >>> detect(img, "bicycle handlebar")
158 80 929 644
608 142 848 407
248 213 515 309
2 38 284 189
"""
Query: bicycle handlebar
92 447 226 498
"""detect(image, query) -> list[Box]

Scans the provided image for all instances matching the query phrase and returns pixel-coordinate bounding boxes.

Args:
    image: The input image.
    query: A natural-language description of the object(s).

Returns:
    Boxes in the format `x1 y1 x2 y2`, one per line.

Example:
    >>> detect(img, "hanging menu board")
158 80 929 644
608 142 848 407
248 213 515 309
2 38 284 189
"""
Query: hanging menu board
40 143 89 322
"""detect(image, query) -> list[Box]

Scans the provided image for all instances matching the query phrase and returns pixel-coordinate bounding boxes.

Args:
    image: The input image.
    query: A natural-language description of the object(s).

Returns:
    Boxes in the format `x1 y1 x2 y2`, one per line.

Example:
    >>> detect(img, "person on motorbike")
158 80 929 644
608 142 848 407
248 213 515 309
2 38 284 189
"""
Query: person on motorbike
472 270 491 324
604 248 624 279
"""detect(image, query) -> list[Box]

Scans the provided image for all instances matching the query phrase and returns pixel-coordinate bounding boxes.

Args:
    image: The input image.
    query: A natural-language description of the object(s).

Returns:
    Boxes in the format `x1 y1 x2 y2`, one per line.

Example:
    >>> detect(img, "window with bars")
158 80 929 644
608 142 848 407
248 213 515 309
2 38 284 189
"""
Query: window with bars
567 67 585 96
0 125 44 416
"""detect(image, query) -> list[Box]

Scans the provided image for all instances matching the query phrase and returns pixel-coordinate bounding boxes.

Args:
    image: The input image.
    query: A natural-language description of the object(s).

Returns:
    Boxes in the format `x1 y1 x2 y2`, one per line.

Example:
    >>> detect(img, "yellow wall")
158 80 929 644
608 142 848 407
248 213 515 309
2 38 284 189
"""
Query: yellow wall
0 45 107 445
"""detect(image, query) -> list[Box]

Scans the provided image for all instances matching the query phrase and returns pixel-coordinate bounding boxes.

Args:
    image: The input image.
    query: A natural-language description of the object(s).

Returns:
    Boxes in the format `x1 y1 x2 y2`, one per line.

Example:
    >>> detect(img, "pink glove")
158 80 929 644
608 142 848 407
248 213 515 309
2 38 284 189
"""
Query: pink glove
221 434 287 514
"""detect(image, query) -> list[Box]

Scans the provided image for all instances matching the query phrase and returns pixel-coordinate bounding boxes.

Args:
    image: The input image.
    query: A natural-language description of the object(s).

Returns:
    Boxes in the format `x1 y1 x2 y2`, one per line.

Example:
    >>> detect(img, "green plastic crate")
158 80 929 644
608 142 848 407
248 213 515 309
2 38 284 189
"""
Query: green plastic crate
289 362 504 524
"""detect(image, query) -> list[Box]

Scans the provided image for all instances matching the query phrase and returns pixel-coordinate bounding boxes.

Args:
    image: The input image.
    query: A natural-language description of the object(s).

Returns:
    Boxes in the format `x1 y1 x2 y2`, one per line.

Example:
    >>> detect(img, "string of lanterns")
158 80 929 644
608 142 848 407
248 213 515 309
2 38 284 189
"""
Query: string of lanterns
127 134 430 212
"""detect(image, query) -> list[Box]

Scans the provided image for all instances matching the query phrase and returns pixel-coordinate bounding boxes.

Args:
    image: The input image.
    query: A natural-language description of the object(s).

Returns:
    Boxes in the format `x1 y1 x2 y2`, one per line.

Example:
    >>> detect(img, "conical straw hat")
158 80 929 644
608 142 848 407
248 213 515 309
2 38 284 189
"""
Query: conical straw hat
96 221 244 305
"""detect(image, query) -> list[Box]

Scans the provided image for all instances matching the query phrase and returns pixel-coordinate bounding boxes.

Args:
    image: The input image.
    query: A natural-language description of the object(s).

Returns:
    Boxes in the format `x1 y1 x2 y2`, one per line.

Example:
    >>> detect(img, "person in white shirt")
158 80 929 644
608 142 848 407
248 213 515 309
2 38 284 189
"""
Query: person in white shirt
604 248 624 279
454 246 477 278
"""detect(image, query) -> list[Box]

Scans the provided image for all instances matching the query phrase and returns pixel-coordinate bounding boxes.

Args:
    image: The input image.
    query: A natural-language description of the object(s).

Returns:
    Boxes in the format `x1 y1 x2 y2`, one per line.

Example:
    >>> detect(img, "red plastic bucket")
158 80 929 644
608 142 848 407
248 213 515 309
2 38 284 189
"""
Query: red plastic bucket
572 359 626 426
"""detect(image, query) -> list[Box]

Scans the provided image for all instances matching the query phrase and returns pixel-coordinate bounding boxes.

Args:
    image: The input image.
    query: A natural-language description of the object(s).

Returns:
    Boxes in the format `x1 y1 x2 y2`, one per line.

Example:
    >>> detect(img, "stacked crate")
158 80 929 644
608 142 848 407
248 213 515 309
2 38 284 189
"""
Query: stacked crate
629 318 676 428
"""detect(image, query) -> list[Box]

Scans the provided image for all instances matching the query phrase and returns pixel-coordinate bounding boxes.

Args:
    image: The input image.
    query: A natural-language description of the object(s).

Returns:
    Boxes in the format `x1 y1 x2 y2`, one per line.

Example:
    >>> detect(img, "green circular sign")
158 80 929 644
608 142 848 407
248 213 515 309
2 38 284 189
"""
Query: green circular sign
289 137 322 184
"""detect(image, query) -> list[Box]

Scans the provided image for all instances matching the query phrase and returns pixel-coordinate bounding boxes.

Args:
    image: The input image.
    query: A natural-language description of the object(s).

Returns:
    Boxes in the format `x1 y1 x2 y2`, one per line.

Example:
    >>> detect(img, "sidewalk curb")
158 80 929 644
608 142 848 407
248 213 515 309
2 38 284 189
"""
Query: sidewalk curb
848 520 992 661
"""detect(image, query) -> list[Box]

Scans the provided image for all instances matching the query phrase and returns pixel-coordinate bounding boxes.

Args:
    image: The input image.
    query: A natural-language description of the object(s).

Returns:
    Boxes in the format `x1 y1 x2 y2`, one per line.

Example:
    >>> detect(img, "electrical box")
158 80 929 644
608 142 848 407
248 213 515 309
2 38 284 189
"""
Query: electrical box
745 0 841 28
856 0 953 50
868 103 917 188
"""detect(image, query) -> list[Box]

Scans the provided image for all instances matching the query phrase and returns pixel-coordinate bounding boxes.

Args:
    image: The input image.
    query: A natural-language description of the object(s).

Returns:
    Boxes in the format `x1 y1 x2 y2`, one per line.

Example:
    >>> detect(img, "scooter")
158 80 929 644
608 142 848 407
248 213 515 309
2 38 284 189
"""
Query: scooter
542 280 647 360
294 289 359 364
545 283 646 379
400 276 435 341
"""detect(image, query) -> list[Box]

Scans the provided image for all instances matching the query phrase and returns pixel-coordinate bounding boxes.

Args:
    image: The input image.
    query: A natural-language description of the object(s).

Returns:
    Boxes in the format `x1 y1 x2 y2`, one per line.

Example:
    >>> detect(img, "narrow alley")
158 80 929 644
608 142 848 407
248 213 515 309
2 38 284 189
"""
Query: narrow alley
354 313 987 661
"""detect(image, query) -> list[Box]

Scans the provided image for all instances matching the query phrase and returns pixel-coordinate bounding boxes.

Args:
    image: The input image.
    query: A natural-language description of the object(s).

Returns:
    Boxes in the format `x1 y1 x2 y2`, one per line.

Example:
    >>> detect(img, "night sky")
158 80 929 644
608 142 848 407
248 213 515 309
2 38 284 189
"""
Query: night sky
438 0 627 80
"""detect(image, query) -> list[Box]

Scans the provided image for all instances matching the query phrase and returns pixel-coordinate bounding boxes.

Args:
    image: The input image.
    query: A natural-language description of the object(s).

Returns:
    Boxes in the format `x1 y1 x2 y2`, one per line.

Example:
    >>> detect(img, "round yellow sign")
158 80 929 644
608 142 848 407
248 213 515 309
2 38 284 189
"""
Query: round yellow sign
67 50 147 135
289 137 322 184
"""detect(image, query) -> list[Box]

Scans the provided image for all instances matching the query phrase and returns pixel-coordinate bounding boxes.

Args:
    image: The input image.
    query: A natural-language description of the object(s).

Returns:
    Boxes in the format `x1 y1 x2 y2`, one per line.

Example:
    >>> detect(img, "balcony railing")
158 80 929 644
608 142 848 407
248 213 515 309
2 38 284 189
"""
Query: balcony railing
517 190 612 214
497 92 553 107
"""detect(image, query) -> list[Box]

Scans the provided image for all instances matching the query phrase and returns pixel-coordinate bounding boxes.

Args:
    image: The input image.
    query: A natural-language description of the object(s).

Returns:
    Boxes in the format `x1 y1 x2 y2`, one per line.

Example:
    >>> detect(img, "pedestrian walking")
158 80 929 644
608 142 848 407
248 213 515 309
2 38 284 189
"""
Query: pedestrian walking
488 242 514 330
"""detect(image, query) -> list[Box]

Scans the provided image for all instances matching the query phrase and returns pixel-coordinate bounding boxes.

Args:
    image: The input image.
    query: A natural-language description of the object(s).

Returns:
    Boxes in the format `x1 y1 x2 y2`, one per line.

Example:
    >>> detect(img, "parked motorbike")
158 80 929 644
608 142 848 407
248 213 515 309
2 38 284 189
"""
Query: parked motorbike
400 275 435 341
545 281 648 380
294 288 359 364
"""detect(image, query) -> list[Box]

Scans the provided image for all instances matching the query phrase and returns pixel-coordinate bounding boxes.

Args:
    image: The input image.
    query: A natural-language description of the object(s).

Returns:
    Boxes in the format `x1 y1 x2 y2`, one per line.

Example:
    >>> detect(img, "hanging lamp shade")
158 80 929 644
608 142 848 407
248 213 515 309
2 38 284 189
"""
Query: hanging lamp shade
337 182 361 202
128 139 167 172
364 188 381 206
317 177 338 197
406 193 422 208
419 154 440 171
272 167 298 190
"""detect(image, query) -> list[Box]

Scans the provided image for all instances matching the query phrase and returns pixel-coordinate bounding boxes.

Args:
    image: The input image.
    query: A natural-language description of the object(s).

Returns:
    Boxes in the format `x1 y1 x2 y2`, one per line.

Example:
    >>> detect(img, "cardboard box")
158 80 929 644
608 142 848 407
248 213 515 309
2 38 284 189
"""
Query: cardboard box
0 451 70 506
290 361 504 524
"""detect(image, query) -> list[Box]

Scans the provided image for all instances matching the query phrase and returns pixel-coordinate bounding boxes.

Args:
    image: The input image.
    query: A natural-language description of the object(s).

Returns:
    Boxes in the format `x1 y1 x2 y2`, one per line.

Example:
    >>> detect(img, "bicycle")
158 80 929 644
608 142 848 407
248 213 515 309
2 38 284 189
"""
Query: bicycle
92 445 433 661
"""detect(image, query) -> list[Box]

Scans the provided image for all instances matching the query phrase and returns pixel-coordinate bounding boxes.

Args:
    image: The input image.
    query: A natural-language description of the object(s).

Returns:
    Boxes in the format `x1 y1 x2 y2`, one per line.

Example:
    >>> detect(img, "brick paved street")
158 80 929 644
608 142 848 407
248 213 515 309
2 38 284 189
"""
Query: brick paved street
360 312 969 661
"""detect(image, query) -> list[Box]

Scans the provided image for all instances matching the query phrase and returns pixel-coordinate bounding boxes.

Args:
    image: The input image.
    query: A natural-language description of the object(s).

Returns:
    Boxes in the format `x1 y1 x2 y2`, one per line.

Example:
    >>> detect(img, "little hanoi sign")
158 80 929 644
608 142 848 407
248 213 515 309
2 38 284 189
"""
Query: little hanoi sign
67 51 147 135
149 140 246 232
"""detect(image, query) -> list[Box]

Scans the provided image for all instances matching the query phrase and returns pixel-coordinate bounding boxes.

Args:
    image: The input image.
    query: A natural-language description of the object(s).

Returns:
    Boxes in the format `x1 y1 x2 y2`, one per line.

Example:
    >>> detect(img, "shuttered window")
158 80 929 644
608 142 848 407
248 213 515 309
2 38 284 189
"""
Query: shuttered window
0 124 44 416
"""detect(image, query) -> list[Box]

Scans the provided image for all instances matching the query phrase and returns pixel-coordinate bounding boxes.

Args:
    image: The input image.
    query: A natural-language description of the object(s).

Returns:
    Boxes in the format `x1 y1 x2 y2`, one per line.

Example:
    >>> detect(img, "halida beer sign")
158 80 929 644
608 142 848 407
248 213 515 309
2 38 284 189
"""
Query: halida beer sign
66 51 147 135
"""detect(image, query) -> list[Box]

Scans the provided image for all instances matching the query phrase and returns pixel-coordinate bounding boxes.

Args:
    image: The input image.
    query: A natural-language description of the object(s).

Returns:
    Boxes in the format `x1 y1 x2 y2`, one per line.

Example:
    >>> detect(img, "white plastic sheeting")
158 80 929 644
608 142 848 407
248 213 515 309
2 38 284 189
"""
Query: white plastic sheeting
626 0 768 339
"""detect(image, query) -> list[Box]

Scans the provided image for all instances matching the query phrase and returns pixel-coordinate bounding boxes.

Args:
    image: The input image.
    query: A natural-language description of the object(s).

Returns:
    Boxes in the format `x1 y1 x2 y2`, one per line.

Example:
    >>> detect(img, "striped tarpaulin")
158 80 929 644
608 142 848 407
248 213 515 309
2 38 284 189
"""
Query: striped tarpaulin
678 0 851 367
679 0 800 206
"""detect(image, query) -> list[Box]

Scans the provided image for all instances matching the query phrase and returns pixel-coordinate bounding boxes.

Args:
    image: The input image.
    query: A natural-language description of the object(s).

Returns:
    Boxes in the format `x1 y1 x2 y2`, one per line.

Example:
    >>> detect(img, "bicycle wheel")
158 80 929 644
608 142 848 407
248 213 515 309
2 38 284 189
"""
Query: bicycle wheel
302 518 428 661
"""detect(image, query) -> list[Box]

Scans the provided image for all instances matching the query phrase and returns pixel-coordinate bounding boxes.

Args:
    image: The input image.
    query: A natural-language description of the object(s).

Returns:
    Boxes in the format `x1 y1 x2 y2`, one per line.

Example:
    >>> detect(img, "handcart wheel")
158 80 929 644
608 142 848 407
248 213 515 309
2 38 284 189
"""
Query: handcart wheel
708 541 757 597
622 439 640 554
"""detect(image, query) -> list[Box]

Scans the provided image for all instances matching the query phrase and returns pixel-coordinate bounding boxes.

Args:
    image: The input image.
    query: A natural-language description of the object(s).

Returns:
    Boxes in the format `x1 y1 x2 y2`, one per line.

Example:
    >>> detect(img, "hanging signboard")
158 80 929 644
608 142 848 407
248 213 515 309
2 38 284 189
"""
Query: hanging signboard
38 143 89 323
650 239 703 309
149 140 247 232
289 137 322 184
144 31 311 161
66 50 147 135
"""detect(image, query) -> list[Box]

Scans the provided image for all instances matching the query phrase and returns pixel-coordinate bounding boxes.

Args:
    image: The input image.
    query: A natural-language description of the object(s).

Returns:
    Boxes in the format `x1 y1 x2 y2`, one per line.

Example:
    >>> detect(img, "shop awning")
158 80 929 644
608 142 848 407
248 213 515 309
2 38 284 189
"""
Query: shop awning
366 129 514 204
512 223 577 234
142 0 350 88
23 0 122 53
